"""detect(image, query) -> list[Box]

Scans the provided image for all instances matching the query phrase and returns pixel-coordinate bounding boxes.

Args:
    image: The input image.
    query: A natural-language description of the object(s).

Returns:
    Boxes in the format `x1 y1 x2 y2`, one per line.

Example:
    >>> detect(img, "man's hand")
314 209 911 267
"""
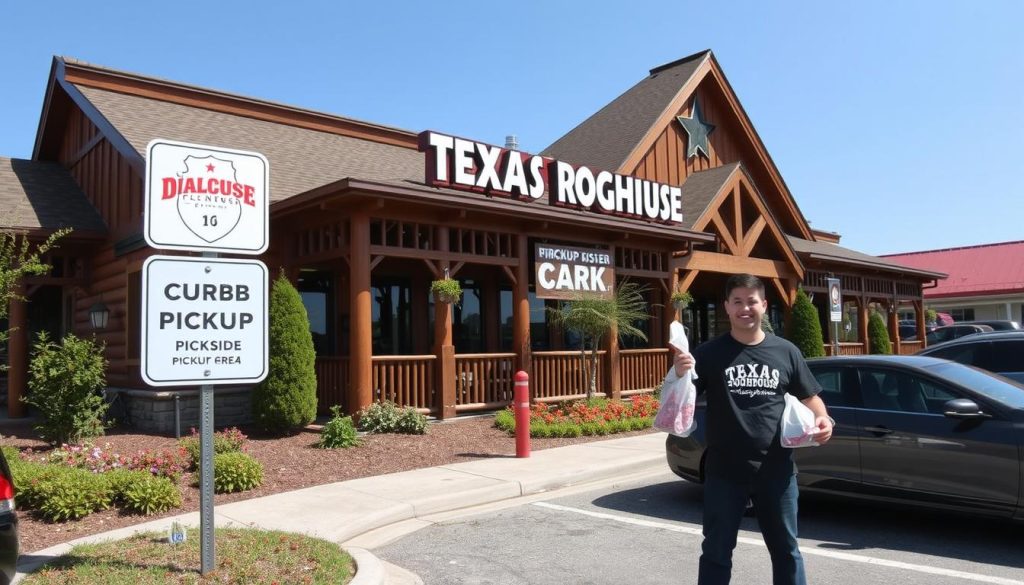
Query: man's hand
672 349 695 377
812 415 833 445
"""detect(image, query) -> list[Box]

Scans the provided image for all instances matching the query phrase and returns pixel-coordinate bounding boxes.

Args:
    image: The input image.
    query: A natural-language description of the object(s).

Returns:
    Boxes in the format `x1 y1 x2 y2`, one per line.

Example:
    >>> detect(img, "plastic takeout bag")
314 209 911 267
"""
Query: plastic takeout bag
780 393 819 448
654 321 698 437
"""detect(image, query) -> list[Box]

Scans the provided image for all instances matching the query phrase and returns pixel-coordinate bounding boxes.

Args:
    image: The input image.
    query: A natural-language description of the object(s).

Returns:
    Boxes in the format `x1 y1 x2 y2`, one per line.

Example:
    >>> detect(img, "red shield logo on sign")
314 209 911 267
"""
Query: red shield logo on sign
175 155 243 243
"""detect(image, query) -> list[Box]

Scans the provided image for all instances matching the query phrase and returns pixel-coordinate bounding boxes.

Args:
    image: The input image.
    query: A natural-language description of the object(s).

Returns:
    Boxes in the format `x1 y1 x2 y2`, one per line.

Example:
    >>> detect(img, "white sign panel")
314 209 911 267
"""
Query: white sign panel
145 139 269 254
141 256 268 386
827 278 842 323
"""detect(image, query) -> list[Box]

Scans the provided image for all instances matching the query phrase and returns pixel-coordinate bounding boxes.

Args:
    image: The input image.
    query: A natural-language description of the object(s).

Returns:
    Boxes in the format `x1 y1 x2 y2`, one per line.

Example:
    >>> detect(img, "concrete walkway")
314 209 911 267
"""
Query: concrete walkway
14 432 667 584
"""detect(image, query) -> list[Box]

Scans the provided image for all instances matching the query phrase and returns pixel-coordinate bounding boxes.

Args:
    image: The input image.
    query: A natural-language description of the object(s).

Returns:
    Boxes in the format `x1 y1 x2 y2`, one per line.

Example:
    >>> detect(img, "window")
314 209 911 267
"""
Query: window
950 308 975 322
810 367 856 407
859 368 958 414
297 271 334 356
452 279 483 353
979 340 1024 373
925 343 980 365
373 279 411 355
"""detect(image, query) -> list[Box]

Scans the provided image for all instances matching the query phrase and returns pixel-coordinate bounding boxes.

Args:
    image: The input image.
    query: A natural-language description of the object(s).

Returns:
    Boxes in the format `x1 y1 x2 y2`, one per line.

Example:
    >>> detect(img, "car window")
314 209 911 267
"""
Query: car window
979 340 1024 373
925 342 981 365
810 367 856 407
858 369 951 413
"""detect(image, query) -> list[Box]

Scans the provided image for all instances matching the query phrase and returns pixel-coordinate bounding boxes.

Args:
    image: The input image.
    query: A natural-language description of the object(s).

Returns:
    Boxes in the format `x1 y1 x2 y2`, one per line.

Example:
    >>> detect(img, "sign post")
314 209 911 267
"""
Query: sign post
826 278 842 356
143 139 269 575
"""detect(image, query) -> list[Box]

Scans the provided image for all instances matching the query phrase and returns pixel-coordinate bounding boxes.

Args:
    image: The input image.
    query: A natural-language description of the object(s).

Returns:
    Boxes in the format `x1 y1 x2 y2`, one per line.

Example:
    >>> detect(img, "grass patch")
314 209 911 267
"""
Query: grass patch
494 394 659 438
21 527 353 584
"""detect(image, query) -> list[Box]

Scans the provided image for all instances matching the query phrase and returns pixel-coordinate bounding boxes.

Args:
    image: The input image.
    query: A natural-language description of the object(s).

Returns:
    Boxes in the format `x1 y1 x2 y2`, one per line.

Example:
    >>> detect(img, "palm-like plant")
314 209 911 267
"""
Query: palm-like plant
547 281 650 399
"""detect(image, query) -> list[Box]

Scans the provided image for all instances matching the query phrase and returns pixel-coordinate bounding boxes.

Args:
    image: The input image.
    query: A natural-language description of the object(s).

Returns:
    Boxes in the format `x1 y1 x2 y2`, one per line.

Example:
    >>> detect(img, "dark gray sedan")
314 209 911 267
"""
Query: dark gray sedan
916 330 1024 384
665 355 1024 520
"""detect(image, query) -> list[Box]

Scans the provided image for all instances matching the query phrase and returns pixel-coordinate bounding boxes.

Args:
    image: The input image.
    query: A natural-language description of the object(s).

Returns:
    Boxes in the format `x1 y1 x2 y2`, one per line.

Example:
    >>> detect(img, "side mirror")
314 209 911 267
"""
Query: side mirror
943 398 991 419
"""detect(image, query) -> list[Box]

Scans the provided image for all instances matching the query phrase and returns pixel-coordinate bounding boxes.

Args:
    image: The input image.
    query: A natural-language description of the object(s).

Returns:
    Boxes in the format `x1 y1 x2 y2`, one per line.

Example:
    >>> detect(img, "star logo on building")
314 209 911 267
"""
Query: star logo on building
676 98 715 159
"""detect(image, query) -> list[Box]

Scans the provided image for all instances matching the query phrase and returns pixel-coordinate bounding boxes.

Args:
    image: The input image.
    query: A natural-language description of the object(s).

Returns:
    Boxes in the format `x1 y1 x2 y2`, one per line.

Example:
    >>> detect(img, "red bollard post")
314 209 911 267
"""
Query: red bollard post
514 370 531 458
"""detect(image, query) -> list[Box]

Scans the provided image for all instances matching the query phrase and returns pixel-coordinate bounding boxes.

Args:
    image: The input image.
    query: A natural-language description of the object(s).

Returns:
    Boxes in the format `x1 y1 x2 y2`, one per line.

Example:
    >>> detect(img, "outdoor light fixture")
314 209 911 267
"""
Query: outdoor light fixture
89 300 110 330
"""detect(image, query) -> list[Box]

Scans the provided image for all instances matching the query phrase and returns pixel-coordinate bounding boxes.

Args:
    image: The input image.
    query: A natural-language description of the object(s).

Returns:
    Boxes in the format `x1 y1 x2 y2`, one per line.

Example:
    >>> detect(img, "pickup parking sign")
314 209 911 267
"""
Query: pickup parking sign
141 255 268 386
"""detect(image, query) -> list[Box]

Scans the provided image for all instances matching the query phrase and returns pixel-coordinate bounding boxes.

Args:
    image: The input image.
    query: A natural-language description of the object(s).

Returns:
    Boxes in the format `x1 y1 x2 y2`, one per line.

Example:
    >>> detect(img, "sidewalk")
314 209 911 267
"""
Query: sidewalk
15 432 667 584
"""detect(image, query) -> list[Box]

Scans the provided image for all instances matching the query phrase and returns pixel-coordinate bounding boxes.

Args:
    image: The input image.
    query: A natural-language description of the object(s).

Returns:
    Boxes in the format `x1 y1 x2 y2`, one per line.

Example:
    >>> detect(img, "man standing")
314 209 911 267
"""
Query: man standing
669 274 833 585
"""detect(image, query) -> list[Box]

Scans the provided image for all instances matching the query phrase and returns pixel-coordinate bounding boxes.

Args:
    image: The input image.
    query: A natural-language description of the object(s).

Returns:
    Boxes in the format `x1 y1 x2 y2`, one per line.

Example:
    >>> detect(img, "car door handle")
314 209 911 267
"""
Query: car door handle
864 426 894 436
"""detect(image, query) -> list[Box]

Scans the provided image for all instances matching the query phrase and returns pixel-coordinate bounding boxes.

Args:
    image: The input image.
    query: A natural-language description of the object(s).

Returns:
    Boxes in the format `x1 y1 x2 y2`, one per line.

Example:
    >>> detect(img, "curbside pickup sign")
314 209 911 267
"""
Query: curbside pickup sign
141 256 268 386
534 243 614 300
145 139 269 254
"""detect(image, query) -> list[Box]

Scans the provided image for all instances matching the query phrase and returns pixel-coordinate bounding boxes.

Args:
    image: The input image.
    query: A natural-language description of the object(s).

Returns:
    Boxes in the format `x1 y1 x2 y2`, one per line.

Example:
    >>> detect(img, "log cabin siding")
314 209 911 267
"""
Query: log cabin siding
58 105 142 240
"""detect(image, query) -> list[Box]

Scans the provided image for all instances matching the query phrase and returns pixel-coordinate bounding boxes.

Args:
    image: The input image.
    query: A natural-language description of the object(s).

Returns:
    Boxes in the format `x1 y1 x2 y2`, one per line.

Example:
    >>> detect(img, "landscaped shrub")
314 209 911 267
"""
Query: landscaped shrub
868 310 892 354
357 401 427 435
103 468 151 504
34 467 110 522
42 442 188 480
120 475 181 515
179 427 248 469
212 452 263 494
252 272 318 434
495 394 658 438
317 406 361 449
23 332 109 445
788 289 825 358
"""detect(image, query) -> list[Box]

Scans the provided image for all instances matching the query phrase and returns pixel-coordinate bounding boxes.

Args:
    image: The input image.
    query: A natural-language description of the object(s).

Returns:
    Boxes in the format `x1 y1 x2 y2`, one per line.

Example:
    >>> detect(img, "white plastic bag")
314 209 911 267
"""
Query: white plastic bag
654 321 698 437
780 393 819 448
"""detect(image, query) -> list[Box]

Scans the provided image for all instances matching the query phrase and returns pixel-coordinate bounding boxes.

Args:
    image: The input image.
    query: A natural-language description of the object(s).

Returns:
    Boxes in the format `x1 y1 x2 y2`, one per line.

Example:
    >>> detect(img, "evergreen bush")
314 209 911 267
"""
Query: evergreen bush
317 406 361 448
788 289 825 358
213 452 264 493
252 272 318 434
868 310 893 354
24 332 109 445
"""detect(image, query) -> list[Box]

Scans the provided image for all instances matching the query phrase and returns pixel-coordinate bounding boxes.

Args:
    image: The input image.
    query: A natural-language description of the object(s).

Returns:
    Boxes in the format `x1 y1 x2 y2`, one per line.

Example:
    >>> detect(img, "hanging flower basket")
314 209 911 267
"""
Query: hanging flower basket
670 290 694 312
430 278 462 304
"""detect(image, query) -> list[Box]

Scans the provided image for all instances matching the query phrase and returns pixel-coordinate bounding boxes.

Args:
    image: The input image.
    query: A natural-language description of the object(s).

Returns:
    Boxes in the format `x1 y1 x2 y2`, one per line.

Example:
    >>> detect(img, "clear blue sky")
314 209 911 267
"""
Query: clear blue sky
3 1 1021 256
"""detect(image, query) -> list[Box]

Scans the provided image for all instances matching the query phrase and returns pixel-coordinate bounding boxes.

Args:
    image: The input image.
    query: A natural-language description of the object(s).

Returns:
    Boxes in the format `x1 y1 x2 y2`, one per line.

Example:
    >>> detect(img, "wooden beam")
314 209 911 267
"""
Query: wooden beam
770 278 788 304
710 211 739 254
502 265 517 285
677 250 792 280
448 261 465 278
369 255 385 271
678 269 699 293
739 217 767 257
422 258 440 278
367 245 517 266
733 186 743 247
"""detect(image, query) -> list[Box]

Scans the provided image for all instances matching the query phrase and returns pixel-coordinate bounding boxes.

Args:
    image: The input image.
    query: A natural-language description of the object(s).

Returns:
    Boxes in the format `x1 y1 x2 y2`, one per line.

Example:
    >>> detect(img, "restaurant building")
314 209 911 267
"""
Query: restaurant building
0 50 944 431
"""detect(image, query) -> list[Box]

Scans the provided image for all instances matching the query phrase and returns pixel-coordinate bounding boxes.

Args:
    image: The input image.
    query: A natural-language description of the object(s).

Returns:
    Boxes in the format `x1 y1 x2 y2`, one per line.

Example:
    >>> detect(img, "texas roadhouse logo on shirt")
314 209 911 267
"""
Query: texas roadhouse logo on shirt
725 363 781 395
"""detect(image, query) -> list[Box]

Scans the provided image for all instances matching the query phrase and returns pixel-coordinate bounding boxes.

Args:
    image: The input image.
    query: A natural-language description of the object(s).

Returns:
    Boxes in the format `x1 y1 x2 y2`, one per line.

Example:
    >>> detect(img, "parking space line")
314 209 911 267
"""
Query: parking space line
532 502 1024 585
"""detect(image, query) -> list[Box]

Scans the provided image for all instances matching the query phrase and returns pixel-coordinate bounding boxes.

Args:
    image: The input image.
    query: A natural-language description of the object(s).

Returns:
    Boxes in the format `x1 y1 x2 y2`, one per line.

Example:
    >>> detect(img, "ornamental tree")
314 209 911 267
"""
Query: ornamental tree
0 229 68 367
252 271 317 434
868 310 892 355
546 280 649 400
788 288 825 358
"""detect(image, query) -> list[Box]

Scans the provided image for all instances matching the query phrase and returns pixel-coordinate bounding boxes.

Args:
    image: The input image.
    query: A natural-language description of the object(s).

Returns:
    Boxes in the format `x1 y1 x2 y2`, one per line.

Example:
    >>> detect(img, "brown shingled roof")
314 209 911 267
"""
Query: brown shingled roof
74 85 425 203
541 51 709 171
0 157 106 232
787 236 946 279
677 162 740 229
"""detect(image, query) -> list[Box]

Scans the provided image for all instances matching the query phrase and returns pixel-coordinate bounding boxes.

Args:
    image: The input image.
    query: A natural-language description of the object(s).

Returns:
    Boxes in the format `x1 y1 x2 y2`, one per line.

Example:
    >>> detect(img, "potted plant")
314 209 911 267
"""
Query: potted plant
430 278 462 304
670 290 694 312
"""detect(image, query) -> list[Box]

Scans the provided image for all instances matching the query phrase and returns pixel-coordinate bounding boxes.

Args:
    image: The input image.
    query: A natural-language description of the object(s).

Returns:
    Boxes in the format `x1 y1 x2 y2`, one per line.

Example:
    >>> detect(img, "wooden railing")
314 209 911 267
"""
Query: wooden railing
371 355 435 412
823 342 868 356
620 348 670 396
315 357 350 415
532 350 606 402
454 353 517 412
898 340 923 355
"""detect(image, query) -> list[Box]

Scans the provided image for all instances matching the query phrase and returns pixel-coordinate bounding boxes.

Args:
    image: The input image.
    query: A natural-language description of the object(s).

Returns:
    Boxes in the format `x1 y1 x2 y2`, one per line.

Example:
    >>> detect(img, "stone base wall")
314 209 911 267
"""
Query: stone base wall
107 387 253 436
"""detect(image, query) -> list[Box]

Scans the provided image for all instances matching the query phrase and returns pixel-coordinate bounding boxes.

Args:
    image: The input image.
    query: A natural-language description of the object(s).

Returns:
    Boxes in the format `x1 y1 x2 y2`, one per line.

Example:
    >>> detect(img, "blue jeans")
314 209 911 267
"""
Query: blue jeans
697 469 805 585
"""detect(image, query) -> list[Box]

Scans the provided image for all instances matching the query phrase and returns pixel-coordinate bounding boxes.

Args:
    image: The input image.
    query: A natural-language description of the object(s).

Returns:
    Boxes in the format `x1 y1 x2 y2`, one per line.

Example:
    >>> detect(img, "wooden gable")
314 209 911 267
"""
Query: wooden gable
621 54 813 240
676 165 804 305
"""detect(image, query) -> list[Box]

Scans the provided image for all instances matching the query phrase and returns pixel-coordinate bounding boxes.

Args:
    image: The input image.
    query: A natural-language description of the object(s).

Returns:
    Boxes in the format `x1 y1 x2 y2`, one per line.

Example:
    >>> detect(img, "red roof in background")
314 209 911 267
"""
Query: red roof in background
881 241 1024 299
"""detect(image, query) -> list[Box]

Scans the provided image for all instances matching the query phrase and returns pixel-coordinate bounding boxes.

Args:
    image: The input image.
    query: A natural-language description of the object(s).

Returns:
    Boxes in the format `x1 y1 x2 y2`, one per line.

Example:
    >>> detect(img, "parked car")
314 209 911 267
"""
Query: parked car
909 323 994 344
956 320 1021 331
0 448 17 584
665 355 1024 520
916 330 1024 384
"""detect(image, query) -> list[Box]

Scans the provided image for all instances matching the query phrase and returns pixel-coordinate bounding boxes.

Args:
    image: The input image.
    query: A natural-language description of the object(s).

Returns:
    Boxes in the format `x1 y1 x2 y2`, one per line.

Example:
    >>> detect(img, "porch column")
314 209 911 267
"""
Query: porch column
349 213 372 415
434 227 456 419
914 300 926 344
604 321 620 400
512 234 531 381
858 299 869 352
887 303 902 355
663 267 679 346
7 284 28 418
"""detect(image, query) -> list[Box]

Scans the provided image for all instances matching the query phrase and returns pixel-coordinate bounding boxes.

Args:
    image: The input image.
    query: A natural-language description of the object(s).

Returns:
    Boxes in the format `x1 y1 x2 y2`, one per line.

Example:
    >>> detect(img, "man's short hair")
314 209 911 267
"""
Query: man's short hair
724 274 766 300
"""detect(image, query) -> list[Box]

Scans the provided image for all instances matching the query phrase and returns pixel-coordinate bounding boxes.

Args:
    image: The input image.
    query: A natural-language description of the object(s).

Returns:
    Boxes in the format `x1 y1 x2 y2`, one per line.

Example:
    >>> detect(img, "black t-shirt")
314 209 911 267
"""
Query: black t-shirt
692 332 821 482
